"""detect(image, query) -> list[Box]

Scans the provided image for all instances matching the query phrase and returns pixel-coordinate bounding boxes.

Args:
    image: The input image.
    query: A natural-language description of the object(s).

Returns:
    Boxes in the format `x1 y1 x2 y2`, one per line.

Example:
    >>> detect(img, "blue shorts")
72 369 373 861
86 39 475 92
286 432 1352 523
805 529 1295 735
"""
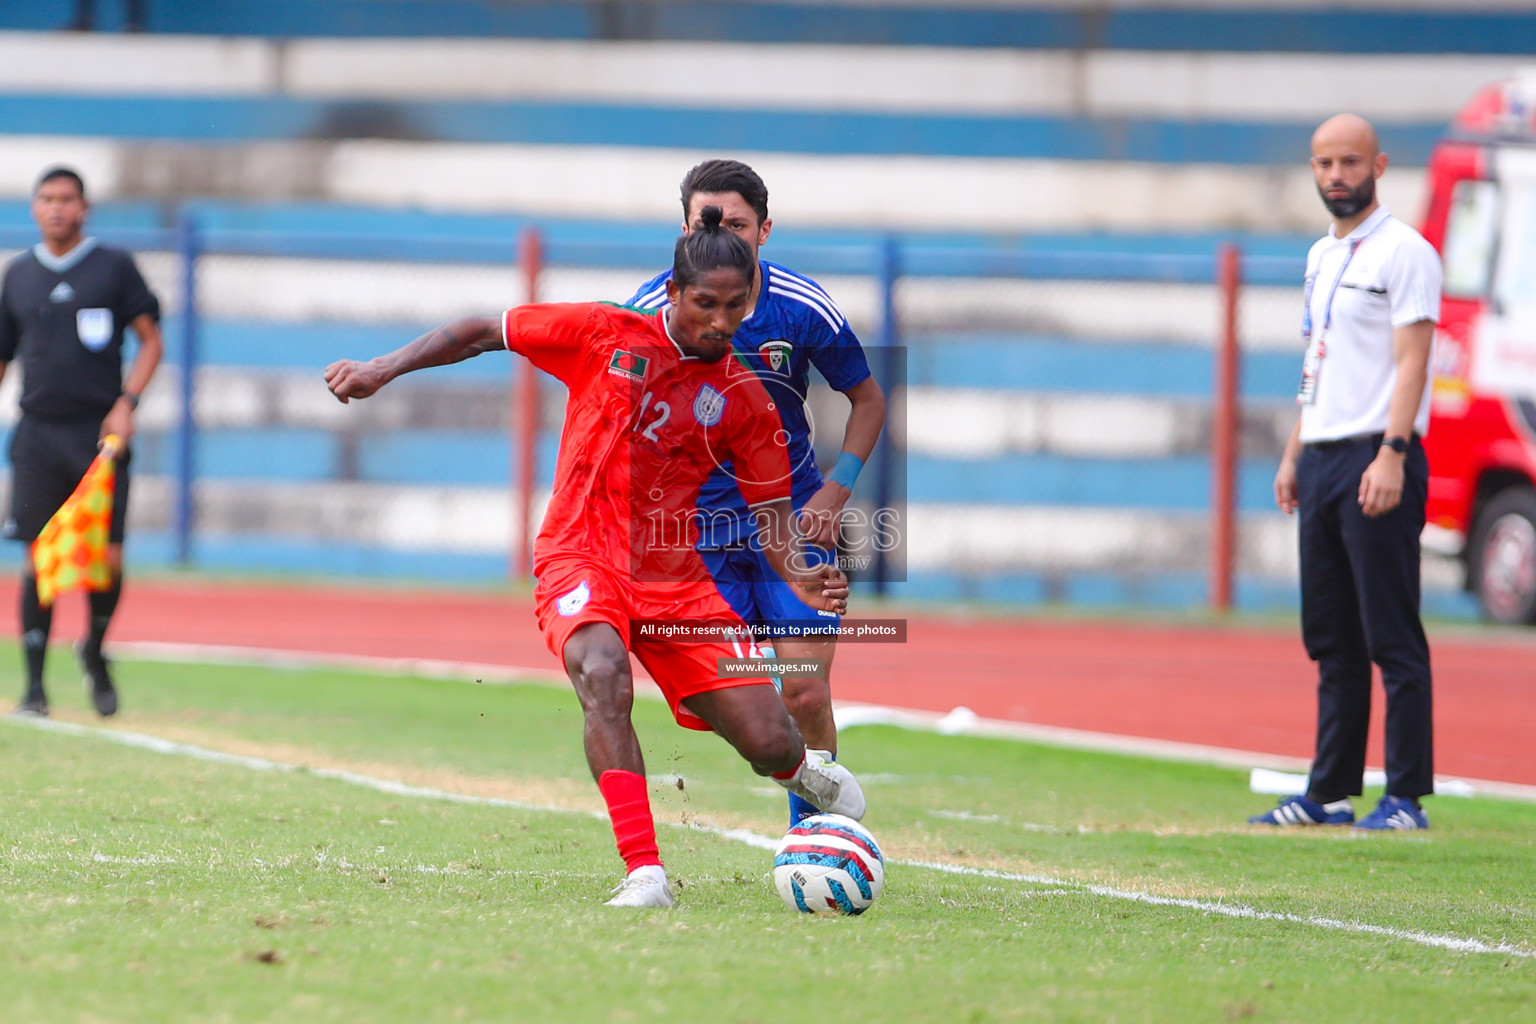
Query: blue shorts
700 543 842 643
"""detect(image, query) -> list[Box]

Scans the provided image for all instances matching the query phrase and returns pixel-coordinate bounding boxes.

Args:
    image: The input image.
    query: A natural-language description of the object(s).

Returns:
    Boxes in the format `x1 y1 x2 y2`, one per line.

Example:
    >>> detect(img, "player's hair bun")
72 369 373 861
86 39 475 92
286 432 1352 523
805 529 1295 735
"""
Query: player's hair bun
672 204 753 290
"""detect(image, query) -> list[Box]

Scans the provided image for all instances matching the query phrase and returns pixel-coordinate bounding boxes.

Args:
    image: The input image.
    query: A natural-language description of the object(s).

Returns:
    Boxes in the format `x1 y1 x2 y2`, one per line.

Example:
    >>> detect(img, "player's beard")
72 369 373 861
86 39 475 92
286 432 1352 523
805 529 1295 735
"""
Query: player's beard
695 335 733 362
1318 175 1375 218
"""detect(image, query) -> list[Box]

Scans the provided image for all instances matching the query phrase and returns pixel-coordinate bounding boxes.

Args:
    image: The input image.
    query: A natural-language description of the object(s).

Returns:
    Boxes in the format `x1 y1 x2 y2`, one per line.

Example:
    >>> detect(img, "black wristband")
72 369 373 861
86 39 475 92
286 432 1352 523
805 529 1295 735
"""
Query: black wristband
121 392 140 411
1381 435 1409 454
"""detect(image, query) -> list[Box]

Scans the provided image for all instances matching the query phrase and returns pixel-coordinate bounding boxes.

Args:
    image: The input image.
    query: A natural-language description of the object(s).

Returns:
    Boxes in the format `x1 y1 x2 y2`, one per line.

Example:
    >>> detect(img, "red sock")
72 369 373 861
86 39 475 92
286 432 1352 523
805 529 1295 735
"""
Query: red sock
771 749 806 781
597 769 663 872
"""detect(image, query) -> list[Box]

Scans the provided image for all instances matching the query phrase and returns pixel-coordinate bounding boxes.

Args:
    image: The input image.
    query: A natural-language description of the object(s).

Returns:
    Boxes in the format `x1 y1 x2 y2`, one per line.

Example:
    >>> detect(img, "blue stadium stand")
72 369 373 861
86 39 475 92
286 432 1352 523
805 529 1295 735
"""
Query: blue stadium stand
906 335 1299 399
7 1 1532 54
0 199 1318 270
0 93 1446 165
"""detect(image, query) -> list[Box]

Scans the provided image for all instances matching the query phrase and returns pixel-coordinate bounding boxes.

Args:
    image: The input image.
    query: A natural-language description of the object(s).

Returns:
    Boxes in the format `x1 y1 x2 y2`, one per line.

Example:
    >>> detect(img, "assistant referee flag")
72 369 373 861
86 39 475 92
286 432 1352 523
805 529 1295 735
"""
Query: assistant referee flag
31 435 121 608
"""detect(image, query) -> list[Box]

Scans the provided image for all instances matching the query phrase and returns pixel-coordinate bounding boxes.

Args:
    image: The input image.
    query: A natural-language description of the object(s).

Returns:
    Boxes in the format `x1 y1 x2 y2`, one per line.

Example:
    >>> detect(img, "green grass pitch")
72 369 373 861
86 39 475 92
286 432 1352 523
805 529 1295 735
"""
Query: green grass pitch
0 645 1532 1023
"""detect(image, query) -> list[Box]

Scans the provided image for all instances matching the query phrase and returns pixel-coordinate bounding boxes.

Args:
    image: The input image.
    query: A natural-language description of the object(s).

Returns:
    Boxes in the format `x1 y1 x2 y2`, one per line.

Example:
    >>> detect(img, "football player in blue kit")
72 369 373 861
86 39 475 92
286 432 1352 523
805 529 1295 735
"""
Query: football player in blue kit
628 160 887 824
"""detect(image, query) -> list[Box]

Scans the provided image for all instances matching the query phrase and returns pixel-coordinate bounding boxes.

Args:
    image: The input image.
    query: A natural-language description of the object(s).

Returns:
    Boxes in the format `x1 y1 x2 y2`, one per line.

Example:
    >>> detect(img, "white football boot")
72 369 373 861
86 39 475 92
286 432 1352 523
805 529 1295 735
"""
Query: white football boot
777 748 866 821
604 864 675 908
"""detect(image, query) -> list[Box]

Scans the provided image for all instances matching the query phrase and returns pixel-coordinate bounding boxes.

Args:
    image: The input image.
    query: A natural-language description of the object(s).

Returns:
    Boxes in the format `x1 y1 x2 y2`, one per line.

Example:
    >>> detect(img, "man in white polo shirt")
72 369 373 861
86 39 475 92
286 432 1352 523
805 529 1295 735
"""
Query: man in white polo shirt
1249 114 1442 832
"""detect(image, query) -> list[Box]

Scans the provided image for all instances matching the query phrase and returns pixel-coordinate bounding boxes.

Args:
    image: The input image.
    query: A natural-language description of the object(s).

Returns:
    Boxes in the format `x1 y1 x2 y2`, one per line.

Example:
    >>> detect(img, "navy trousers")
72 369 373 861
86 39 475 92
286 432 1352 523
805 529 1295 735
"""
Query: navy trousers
1296 436 1434 802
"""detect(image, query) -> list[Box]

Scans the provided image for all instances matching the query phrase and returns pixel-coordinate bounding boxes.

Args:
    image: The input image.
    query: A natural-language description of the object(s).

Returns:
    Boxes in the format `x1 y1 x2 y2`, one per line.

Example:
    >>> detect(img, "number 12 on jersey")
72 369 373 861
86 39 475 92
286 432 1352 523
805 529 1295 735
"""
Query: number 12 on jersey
632 391 671 442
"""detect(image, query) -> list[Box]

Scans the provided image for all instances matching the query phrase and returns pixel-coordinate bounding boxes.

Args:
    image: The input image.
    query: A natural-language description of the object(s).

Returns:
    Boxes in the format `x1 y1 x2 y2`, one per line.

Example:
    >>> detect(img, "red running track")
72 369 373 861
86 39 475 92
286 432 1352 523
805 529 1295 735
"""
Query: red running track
10 578 1534 787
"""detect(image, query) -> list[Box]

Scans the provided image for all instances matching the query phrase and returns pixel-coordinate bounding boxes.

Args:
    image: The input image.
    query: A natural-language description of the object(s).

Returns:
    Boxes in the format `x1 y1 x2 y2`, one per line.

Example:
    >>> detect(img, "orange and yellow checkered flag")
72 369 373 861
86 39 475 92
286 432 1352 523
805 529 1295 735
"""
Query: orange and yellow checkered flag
31 435 121 608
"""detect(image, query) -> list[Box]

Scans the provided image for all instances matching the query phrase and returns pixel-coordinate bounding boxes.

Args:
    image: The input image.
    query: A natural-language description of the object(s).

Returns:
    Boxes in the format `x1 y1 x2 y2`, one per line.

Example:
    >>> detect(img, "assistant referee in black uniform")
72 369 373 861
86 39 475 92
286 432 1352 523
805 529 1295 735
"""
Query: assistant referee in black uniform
0 167 162 717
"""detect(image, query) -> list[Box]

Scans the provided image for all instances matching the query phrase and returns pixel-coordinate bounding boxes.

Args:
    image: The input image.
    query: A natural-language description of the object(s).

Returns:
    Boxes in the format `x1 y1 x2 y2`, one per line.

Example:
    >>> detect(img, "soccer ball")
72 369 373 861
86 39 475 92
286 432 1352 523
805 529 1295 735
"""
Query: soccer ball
772 813 885 915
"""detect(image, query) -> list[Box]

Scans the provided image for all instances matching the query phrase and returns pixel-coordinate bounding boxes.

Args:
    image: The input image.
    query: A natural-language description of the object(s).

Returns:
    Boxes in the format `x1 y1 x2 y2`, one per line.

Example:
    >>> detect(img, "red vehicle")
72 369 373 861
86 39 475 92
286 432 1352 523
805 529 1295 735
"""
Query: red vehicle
1421 70 1536 624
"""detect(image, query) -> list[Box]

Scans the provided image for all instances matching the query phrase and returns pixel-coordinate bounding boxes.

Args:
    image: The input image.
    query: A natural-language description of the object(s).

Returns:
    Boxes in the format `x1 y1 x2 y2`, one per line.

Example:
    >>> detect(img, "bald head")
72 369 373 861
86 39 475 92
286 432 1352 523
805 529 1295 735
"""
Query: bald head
1312 114 1380 160
1310 113 1387 225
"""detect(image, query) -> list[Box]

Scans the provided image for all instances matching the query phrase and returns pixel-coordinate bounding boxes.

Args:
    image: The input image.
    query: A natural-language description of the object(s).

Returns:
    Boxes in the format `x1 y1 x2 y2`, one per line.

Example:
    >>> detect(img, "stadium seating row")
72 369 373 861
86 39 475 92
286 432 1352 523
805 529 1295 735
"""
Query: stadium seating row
0 29 1499 231
0 93 1453 165
1 135 1398 234
0 313 1309 394
0 421 1283 510
0 33 1518 122
7 0 1529 53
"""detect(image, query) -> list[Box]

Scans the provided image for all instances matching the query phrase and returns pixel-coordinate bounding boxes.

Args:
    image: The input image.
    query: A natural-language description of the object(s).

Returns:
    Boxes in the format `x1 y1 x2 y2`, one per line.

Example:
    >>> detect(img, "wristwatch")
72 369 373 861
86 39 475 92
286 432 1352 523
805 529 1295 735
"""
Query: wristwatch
121 391 140 410
1381 435 1409 454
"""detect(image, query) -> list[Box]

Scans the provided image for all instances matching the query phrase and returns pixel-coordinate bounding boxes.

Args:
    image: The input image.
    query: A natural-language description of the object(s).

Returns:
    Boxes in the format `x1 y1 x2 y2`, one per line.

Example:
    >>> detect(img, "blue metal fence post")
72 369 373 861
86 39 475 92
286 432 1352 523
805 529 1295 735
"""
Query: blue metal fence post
871 236 899 596
175 211 199 566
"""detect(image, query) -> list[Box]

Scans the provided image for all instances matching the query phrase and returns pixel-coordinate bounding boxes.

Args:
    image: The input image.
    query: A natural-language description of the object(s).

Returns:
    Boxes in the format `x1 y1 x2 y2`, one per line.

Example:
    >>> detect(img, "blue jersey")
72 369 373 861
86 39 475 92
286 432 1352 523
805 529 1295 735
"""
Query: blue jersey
627 259 871 549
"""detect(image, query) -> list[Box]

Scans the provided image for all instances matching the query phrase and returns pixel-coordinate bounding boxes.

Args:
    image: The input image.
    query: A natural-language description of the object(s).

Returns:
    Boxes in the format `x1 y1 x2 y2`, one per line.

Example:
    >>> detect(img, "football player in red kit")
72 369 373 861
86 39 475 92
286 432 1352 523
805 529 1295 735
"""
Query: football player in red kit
325 208 865 908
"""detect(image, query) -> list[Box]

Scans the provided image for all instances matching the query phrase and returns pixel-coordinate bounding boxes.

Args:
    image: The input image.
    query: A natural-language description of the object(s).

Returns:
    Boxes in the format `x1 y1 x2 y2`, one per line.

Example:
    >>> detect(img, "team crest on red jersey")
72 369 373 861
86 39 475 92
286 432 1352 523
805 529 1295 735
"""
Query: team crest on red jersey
607 350 649 382
557 580 590 616
759 339 792 373
693 384 726 427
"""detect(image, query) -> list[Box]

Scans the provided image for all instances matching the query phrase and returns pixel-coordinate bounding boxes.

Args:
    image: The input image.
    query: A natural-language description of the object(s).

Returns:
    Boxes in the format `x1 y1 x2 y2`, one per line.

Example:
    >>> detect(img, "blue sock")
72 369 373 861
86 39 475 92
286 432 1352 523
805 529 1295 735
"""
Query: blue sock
788 751 832 826
759 644 782 694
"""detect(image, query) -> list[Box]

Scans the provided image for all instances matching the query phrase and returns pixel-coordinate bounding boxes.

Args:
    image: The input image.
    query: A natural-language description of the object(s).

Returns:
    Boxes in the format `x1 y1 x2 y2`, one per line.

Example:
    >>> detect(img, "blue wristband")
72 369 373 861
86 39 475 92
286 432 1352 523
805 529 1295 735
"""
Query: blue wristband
829 452 864 490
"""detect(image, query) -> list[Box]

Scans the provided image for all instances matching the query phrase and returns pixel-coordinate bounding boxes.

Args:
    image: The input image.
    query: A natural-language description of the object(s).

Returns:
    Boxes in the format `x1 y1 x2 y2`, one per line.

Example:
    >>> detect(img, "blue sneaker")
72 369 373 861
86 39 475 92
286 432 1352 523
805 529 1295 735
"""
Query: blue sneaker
1352 795 1428 832
1247 794 1355 826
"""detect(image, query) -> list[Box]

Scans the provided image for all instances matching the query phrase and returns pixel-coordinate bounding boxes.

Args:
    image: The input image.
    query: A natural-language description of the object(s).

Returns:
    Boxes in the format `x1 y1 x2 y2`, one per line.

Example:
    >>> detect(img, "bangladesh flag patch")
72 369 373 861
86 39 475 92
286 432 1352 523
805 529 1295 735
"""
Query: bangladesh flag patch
607 349 649 382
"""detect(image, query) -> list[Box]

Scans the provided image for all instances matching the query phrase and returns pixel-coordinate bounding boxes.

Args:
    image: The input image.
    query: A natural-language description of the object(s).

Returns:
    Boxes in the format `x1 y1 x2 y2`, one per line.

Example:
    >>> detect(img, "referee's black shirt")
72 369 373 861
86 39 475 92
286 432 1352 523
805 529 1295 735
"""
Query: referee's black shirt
0 238 160 421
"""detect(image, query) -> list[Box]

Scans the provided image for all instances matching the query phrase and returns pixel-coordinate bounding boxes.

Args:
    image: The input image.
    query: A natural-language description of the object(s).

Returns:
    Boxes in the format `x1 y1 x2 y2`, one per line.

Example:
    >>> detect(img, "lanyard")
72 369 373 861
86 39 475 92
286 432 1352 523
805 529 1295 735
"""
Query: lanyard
1297 215 1388 405
1303 237 1364 341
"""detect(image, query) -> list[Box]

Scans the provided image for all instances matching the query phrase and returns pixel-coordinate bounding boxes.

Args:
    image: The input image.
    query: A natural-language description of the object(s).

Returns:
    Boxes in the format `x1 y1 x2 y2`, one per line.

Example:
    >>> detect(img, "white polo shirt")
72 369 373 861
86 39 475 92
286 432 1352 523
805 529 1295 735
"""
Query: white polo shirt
1297 205 1443 443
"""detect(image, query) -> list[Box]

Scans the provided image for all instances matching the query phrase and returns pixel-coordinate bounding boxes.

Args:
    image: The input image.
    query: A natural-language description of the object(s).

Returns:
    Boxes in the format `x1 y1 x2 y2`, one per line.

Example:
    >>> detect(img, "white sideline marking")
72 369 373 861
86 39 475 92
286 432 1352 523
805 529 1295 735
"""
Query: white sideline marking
113 640 572 686
15 716 604 821
1251 767 1477 799
107 640 1536 804
9 716 1533 961
929 810 1004 824
147 635 1304 779
833 703 1536 803
894 858 1536 959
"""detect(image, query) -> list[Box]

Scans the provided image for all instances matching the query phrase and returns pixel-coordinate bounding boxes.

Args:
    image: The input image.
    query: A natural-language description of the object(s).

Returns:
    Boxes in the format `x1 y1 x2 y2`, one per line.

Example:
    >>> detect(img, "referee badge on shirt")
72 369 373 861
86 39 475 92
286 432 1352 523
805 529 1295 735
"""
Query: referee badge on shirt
693 384 726 427
75 308 113 351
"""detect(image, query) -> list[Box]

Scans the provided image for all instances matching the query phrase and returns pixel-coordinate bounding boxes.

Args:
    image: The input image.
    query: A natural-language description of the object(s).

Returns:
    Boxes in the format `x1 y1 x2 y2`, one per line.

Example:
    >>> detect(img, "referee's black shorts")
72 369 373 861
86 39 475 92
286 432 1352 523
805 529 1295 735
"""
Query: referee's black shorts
4 414 131 545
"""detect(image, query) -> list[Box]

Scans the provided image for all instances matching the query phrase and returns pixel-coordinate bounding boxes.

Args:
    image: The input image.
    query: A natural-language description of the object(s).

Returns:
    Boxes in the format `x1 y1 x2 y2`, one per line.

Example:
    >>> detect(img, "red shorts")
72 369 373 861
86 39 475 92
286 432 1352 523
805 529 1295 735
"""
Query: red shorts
533 554 774 730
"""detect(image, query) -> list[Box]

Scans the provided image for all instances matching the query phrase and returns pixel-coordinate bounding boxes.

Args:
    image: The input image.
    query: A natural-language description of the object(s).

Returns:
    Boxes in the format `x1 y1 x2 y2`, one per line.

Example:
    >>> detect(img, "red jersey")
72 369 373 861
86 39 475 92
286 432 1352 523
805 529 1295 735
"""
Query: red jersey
502 302 792 584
